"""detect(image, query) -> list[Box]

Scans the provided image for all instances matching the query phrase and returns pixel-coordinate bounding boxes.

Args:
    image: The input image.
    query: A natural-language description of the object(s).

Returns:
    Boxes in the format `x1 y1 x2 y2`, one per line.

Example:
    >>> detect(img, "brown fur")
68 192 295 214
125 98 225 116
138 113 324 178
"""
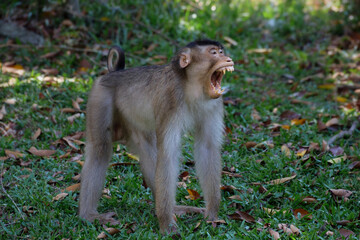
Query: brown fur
79 40 234 233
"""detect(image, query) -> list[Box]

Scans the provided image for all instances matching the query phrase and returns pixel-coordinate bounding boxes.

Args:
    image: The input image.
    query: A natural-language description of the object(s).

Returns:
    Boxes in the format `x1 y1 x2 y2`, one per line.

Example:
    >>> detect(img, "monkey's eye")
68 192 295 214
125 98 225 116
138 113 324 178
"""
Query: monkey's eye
210 49 217 55
219 49 224 54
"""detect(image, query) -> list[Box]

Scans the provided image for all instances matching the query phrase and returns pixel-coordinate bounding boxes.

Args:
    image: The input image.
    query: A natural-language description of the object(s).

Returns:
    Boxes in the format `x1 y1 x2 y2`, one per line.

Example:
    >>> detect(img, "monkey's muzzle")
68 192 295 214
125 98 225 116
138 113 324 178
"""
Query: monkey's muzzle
210 66 234 96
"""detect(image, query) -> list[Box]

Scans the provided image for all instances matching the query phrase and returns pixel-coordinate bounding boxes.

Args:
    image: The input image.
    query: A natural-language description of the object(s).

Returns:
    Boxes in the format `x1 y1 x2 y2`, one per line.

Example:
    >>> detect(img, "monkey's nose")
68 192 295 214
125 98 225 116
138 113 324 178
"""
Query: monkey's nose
226 57 233 63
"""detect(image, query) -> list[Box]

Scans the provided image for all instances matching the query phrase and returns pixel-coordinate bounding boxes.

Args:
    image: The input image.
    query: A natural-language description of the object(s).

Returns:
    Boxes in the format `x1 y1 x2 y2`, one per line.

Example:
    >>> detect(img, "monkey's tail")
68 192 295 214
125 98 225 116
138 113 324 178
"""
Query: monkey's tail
107 46 125 72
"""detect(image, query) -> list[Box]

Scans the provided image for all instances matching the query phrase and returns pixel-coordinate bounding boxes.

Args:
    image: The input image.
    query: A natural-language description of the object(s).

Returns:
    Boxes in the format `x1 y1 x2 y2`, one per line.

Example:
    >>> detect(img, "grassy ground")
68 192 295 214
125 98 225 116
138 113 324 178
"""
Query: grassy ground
1 0 360 239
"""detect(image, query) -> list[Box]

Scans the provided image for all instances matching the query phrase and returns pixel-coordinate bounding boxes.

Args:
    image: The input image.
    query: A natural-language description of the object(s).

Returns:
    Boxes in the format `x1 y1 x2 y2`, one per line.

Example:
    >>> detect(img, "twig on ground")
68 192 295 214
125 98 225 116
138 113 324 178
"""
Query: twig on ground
0 161 25 220
327 117 359 146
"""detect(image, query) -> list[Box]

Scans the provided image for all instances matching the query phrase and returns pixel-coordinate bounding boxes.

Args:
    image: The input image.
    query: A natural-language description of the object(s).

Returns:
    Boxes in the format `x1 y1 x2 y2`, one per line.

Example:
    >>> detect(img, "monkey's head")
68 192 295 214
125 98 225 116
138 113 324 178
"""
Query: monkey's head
177 40 234 99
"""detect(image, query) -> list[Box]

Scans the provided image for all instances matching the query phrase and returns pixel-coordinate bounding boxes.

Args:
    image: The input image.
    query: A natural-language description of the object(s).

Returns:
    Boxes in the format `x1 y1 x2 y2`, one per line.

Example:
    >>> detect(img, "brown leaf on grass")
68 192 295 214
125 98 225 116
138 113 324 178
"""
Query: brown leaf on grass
0 105 6 120
229 195 242 201
251 108 261 121
28 147 56 157
61 108 78 113
72 174 81 181
52 192 68 201
31 128 42 140
222 171 243 178
325 118 340 127
247 48 272 54
228 211 255 223
97 228 121 239
0 156 9 161
329 146 344 156
263 207 287 215
67 113 81 123
220 185 238 193
308 142 320 152
302 196 317 203
317 120 327 131
280 110 301 120
40 51 60 59
41 68 59 75
2 64 25 75
349 161 360 169
185 189 201 200
336 220 352 226
328 155 347 164
330 189 353 198
293 208 312 219
278 223 293 235
290 224 300 235
3 99 13 105
72 99 81 111
62 183 81 192
179 171 189 180
269 229 280 239
291 119 307 125
206 219 226 228
5 149 24 159
245 141 257 149
338 228 355 238
281 144 292 157
223 36 238 46
266 174 296 185
63 136 80 151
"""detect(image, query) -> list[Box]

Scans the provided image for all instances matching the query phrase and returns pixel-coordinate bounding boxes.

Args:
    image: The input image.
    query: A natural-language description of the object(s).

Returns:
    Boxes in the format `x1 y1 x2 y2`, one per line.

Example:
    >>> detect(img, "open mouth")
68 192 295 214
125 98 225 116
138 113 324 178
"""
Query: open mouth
211 66 234 96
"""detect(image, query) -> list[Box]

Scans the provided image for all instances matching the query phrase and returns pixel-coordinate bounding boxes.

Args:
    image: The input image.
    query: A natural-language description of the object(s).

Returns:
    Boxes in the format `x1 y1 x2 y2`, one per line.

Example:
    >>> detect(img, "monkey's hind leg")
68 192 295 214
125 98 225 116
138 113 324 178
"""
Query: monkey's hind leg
79 89 119 226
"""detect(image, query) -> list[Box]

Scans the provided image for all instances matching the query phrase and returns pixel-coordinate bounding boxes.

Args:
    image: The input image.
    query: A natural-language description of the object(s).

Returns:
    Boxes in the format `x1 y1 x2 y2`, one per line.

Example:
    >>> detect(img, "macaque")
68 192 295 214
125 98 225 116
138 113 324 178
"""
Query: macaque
79 40 234 233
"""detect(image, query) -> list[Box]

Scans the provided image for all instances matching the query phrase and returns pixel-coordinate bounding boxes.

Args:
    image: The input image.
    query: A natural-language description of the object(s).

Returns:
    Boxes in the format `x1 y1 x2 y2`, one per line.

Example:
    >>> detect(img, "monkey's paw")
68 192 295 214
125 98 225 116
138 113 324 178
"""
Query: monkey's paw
173 205 205 216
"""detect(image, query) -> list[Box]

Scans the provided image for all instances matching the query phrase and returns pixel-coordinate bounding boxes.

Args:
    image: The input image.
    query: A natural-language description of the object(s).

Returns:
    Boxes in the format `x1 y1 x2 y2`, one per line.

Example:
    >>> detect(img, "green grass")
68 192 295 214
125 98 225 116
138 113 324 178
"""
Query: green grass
1 0 359 239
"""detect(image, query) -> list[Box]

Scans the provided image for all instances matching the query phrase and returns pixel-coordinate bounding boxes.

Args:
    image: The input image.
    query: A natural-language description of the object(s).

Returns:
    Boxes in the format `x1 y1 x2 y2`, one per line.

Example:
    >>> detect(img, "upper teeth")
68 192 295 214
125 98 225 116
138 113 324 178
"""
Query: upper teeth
217 66 234 73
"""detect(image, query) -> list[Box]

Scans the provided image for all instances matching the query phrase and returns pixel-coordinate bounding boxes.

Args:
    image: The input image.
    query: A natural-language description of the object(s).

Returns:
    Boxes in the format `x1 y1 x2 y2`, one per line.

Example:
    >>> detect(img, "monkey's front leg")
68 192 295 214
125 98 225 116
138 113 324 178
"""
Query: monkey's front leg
154 127 182 233
194 119 223 221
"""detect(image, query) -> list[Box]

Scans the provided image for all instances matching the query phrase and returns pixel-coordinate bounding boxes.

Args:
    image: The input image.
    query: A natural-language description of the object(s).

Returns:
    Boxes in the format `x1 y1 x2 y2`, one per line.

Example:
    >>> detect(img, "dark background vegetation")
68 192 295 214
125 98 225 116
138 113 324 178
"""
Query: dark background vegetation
0 0 360 239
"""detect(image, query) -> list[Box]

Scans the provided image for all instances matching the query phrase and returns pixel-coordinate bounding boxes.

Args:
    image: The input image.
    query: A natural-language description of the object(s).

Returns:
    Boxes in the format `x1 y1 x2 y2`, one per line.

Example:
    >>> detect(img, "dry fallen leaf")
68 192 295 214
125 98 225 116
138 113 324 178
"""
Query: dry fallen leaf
186 189 201 200
269 229 280 239
5 98 17 105
52 192 68 201
230 211 256 223
251 108 261 121
329 189 353 198
245 141 257 149
28 147 56 157
318 84 336 90
302 196 317 203
325 118 339 127
266 174 296 185
0 105 6 120
338 228 355 238
290 224 300 235
349 161 360 169
63 183 81 192
293 208 312 219
281 144 292 157
291 119 306 125
328 155 347 164
31 128 42 140
5 149 24 159
229 195 242 201
67 113 81 123
97 228 120 239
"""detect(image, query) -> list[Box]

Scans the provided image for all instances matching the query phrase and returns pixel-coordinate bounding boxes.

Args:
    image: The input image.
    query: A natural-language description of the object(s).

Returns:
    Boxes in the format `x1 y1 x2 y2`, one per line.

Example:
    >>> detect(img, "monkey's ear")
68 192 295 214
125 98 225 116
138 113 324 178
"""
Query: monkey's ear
179 50 191 68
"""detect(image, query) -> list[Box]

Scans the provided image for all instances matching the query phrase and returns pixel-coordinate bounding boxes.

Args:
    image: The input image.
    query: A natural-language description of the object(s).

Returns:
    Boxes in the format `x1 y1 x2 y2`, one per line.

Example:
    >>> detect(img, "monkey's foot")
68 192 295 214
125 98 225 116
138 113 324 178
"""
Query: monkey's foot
173 205 205 216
